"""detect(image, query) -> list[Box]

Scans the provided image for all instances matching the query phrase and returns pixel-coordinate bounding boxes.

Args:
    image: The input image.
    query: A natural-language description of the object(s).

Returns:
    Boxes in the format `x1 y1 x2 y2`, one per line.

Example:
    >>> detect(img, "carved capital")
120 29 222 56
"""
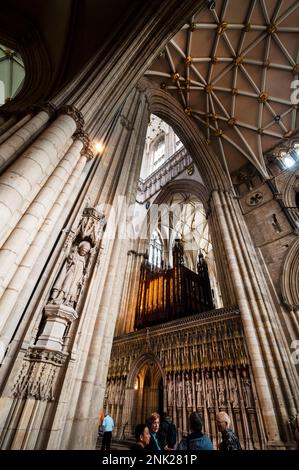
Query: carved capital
30 101 57 118
59 105 84 131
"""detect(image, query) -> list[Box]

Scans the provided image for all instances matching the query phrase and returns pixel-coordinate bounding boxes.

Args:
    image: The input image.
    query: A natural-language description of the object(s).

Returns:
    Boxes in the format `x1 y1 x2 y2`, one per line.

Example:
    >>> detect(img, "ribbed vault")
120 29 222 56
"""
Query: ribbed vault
145 0 299 178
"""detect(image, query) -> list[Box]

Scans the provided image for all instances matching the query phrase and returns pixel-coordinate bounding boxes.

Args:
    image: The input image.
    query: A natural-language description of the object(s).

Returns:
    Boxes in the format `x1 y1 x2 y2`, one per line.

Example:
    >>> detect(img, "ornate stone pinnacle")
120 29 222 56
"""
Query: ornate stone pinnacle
59 105 84 131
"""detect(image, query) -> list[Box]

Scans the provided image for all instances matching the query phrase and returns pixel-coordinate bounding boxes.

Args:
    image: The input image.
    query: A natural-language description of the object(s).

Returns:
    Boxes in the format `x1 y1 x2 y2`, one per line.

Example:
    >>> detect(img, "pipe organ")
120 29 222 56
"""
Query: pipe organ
135 239 214 329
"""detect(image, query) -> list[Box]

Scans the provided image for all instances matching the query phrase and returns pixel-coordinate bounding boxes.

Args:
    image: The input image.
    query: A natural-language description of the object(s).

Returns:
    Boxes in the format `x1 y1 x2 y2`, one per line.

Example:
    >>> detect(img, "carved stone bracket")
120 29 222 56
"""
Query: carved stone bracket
12 348 67 402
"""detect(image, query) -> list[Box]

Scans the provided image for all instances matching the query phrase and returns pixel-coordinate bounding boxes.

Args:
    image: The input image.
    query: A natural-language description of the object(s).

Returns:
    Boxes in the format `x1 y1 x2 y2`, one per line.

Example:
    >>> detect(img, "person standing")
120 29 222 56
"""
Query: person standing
159 413 177 450
177 412 213 450
216 411 241 450
146 412 162 452
101 412 114 451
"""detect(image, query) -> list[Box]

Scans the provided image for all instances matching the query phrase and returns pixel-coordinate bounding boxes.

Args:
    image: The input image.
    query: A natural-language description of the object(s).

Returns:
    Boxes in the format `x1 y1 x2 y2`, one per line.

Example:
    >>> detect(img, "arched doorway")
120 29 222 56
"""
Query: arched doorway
132 358 164 429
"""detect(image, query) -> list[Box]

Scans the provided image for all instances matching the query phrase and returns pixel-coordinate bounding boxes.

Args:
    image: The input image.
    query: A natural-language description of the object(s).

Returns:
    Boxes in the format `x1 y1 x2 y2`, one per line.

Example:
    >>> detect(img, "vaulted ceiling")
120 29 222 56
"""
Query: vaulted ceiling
146 0 299 176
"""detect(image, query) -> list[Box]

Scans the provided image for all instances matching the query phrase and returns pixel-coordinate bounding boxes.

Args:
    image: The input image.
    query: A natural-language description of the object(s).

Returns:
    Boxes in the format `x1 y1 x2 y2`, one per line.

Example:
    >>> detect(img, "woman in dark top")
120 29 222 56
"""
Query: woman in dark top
130 423 151 452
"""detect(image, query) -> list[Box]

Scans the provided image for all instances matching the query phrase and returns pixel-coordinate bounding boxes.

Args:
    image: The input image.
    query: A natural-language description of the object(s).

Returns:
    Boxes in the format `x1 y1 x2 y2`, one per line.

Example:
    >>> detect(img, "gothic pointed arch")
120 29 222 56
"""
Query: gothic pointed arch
126 352 165 389
138 77 229 191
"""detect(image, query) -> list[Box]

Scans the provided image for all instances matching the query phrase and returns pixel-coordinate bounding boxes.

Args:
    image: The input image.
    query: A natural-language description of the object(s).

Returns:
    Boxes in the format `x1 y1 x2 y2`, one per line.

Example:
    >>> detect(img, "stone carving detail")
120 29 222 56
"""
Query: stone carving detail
49 207 105 309
185 373 193 408
241 369 253 408
106 309 261 447
12 207 106 404
217 370 226 407
12 349 67 401
196 374 203 407
49 240 91 308
205 371 214 408
167 377 174 407
247 192 263 206
32 101 57 118
59 104 84 131
228 369 239 408
176 377 183 408
77 207 106 246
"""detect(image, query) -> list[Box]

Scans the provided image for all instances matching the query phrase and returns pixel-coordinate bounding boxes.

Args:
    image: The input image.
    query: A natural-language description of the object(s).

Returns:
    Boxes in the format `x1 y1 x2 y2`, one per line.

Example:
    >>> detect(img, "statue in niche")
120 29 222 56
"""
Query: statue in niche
228 369 239 408
217 370 226 408
185 373 193 408
50 240 91 308
195 373 203 407
167 379 174 407
177 378 183 408
241 369 253 408
205 371 214 408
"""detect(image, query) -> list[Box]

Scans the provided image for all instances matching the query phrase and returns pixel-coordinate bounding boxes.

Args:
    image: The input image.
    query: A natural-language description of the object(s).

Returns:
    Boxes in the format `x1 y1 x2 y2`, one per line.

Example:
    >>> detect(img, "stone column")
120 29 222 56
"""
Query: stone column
0 107 54 170
0 135 91 364
0 106 83 246
210 189 298 448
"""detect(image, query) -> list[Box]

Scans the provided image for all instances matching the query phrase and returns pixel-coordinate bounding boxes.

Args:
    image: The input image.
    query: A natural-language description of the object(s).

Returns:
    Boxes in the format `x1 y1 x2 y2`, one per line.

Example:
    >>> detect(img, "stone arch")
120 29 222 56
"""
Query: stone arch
124 352 165 430
138 77 229 192
281 238 299 311
0 10 52 113
126 352 165 389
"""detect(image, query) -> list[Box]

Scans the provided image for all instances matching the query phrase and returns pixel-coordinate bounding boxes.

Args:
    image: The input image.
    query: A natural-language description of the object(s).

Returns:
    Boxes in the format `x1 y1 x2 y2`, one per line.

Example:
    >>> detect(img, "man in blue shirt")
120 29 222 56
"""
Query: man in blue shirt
101 412 114 451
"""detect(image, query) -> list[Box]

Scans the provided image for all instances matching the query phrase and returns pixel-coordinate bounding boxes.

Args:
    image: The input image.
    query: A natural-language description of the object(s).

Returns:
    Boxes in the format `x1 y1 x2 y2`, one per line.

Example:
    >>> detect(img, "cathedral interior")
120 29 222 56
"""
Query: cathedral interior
0 0 298 450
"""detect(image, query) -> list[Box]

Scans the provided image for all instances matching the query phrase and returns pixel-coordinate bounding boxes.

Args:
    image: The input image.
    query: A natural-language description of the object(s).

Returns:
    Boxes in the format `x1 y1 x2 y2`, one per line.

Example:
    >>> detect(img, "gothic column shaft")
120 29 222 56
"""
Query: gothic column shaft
50 90 148 449
0 111 49 169
0 149 88 361
0 113 33 146
211 190 281 446
0 113 77 246
0 139 81 298
227 192 299 413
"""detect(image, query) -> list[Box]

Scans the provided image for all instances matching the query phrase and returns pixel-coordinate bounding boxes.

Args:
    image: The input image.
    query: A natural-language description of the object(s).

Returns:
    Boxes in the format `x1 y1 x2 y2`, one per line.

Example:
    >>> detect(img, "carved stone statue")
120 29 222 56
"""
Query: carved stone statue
241 369 253 408
196 373 203 407
228 369 239 408
205 371 214 408
177 378 183 408
167 379 174 407
217 370 226 407
50 240 91 308
185 374 193 408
